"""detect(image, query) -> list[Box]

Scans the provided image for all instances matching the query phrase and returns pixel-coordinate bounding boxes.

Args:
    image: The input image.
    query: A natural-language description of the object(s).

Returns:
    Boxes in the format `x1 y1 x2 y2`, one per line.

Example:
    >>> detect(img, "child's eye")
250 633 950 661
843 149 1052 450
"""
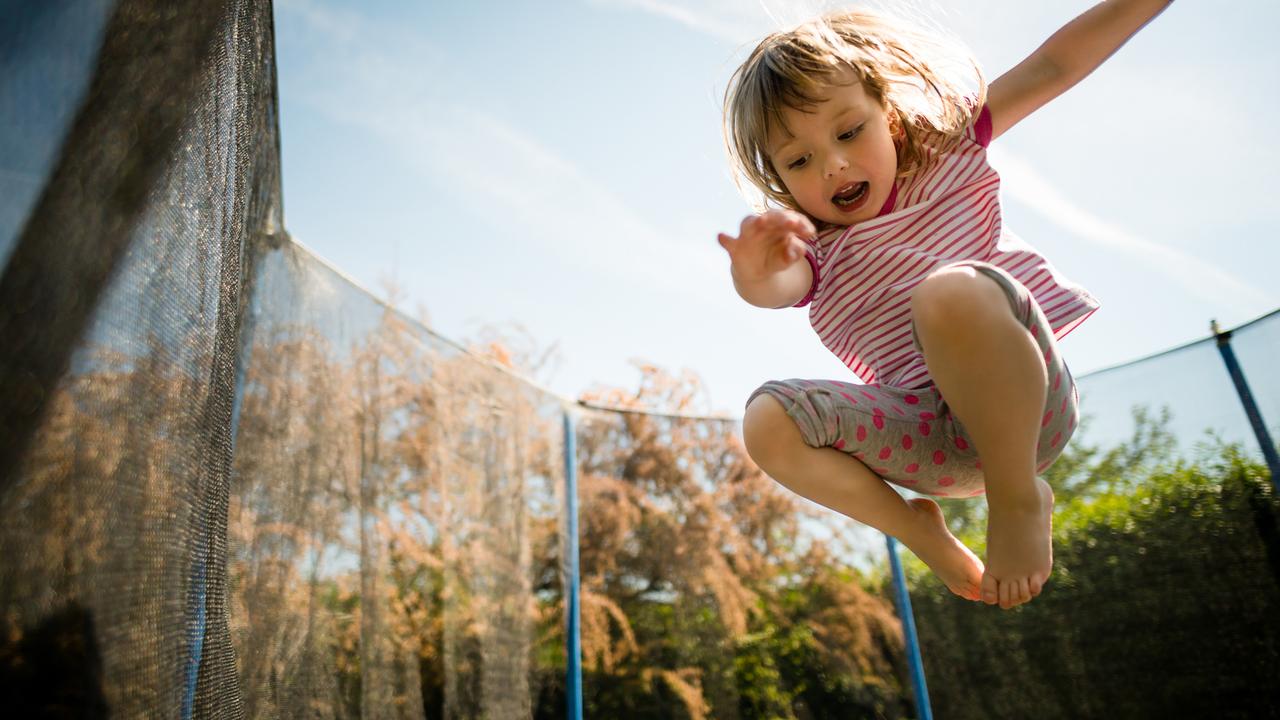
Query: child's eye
834 122 865 140
787 156 808 170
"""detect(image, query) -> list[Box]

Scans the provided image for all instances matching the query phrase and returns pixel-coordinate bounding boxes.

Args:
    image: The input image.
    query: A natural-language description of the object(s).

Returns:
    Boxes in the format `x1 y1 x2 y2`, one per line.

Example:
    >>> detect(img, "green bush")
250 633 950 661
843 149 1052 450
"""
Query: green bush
908 430 1280 719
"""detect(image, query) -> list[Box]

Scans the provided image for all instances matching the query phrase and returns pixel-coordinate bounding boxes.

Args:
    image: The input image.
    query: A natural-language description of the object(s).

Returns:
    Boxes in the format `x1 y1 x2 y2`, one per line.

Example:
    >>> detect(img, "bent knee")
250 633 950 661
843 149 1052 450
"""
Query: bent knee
911 266 1007 329
743 394 802 468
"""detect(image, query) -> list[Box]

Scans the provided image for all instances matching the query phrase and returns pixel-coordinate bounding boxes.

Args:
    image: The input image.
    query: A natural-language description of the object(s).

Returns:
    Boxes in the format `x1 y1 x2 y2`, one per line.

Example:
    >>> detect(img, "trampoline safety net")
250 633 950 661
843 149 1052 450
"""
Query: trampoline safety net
3 1 1279 719
3 0 566 717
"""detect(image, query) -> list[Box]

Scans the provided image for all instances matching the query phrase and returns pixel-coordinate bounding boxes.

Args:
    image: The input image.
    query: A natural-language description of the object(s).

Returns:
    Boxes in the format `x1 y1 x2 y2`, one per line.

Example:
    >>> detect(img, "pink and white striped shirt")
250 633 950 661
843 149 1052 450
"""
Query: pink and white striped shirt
795 104 1098 389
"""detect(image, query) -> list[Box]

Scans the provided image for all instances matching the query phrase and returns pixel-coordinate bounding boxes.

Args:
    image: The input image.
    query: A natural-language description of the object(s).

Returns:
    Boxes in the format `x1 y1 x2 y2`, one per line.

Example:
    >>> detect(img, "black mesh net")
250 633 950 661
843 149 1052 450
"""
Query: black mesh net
230 242 568 718
2 0 275 716
1073 310 1280 459
2 1 567 717
570 404 911 719
3 1 1278 718
902 316 1280 718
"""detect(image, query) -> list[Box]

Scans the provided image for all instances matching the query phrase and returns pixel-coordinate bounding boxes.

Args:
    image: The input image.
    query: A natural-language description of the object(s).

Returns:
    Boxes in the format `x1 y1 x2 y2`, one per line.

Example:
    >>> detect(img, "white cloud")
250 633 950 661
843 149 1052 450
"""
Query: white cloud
605 0 754 42
280 0 735 310
989 145 1276 315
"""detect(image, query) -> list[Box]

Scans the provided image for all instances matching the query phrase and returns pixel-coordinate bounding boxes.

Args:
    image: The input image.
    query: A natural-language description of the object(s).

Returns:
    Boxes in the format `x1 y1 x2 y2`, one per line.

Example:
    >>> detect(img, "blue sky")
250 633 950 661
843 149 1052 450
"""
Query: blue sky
273 0 1280 417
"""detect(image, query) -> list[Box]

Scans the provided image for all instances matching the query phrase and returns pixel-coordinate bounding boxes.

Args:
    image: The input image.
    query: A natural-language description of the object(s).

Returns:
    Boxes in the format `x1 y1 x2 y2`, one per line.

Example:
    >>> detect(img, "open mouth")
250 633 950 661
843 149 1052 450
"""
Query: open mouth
832 181 869 211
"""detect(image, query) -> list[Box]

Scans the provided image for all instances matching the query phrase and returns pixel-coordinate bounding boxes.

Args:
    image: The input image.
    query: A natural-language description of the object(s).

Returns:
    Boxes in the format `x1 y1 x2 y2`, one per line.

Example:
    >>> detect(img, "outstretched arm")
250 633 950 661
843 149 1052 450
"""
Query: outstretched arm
986 0 1173 141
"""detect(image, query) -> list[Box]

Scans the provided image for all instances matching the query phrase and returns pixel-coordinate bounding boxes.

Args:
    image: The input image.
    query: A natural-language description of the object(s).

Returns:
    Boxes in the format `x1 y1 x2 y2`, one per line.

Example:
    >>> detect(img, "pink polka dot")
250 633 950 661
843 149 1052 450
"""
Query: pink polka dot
1053 373 1062 391
856 425 867 442
1030 325 1040 337
954 437 969 450
839 392 859 404
892 405 907 416
1051 431 1062 447
1068 413 1076 430
920 411 936 421
932 450 946 465
1042 410 1054 428
1061 397 1069 414
901 434 913 450
860 390 876 401
1044 349 1052 365
905 463 920 474
834 439 846 450
873 406 885 417
879 446 893 460
873 415 885 430
938 476 955 486
854 451 865 460
904 394 920 405
918 422 932 437
974 460 983 469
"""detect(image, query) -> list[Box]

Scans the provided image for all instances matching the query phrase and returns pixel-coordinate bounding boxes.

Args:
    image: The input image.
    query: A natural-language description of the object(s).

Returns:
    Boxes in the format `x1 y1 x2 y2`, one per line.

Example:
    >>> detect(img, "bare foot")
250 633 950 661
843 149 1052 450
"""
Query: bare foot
902 497 985 602
981 476 1055 609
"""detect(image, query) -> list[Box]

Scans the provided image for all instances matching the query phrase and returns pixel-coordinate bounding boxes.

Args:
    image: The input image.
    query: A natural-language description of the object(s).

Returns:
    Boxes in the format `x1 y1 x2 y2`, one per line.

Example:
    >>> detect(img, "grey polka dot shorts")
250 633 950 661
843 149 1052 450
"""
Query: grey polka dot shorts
747 261 1079 498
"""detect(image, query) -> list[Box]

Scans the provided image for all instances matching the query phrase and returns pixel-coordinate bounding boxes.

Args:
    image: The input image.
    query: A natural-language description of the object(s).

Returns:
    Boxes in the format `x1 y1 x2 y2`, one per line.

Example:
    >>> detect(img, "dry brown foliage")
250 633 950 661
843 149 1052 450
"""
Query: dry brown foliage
575 362 907 716
2 278 908 718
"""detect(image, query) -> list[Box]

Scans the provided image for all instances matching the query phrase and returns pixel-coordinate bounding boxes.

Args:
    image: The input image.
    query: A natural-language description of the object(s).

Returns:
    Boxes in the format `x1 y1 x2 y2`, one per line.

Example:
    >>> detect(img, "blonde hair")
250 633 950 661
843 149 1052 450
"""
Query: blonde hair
723 8 986 217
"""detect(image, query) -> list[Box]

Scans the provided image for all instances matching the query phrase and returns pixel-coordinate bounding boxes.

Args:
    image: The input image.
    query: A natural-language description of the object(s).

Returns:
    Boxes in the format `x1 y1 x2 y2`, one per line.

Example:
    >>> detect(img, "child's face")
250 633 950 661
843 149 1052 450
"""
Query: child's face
766 69 899 228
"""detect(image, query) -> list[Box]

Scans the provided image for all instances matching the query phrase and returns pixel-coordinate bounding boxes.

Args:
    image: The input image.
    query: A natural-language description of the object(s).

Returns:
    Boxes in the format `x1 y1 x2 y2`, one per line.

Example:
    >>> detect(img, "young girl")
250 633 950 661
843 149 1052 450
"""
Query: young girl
718 1 1171 609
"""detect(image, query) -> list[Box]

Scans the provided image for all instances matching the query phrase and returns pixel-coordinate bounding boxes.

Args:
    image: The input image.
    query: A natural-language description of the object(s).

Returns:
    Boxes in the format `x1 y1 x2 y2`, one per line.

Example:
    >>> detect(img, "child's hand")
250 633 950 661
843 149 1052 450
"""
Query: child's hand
717 210 816 283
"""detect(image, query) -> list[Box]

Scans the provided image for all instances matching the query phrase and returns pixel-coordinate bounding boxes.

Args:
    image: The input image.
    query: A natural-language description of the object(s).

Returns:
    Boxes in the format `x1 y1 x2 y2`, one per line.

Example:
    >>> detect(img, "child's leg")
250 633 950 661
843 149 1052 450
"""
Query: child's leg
742 393 985 601
911 265 1053 609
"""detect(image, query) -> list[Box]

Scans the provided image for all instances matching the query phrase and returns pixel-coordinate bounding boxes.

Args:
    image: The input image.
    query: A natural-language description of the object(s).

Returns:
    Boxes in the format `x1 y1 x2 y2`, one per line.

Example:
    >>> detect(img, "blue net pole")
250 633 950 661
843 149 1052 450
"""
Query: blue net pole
563 411 584 720
181 549 206 720
886 535 932 720
1213 322 1280 489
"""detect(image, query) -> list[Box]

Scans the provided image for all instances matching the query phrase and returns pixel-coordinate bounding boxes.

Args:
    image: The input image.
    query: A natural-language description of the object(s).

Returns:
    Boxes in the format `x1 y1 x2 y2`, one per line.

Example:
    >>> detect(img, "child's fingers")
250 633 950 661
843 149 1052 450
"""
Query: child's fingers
787 213 817 238
761 209 816 239
793 212 814 235
784 235 806 262
727 214 810 269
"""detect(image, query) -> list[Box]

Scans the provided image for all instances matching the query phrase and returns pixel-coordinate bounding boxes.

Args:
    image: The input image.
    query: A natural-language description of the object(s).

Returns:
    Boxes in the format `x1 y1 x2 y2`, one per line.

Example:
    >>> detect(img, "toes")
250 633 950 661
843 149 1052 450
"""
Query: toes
953 584 981 602
1018 578 1031 606
963 583 981 602
980 573 998 605
998 580 1013 609
1030 576 1044 597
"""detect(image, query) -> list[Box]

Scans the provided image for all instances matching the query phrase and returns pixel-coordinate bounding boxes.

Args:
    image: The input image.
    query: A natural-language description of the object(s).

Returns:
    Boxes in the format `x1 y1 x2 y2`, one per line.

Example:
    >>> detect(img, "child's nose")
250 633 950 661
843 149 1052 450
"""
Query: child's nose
824 154 849 178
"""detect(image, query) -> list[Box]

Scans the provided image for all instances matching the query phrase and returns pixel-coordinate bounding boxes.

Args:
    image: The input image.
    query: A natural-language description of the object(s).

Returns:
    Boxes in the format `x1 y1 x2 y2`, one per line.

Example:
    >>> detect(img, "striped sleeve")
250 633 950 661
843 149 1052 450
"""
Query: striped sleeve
792 249 820 308
792 231 835 308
